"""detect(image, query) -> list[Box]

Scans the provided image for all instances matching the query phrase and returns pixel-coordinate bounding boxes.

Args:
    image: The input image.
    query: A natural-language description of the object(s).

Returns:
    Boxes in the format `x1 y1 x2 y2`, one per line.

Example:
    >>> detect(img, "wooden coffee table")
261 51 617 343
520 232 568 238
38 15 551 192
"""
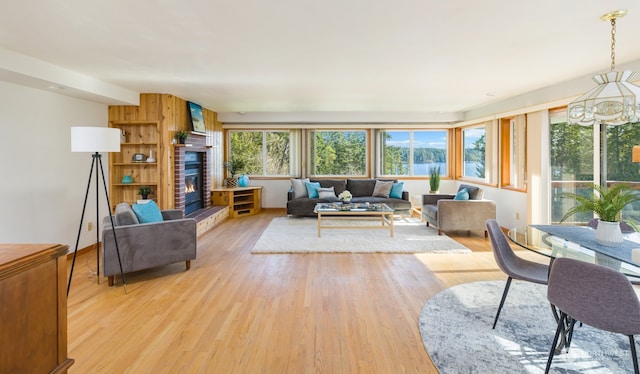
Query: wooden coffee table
313 203 394 238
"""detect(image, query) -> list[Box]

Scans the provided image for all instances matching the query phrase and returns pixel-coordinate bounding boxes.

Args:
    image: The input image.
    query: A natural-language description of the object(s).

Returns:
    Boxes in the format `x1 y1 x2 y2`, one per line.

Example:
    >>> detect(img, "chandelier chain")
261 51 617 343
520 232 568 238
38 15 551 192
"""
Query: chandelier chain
610 18 616 71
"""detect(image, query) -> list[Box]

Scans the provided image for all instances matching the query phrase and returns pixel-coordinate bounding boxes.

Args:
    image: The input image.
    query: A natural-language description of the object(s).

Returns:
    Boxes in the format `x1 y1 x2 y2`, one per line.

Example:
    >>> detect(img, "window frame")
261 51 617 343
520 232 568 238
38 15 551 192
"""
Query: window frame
306 129 370 177
376 129 450 178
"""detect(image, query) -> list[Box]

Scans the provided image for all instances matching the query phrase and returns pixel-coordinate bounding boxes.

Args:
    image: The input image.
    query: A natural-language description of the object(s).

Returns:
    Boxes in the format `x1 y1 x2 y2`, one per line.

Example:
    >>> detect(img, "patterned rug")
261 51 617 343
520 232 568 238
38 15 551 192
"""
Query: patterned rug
419 281 635 373
250 217 472 254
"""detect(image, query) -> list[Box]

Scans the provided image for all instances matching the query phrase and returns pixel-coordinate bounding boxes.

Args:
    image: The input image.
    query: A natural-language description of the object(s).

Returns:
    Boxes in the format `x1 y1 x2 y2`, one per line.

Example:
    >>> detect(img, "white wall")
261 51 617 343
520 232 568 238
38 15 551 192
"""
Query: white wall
0 81 108 250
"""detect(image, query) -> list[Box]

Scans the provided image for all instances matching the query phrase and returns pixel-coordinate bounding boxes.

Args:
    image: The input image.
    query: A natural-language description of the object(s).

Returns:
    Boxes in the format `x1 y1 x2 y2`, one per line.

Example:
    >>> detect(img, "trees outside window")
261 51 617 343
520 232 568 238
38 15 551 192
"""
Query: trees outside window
549 107 640 224
463 127 485 179
229 130 291 176
309 130 367 176
379 130 448 176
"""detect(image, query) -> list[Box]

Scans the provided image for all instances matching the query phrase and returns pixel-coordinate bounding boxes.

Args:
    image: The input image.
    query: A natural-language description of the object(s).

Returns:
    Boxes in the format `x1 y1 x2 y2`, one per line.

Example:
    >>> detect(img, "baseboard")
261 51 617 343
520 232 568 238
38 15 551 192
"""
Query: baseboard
66 243 98 260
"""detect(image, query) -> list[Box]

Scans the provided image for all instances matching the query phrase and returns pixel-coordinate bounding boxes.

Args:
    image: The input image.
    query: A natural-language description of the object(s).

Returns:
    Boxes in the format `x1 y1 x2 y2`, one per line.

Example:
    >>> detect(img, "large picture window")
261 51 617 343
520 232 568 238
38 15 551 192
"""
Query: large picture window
309 130 367 176
462 127 486 179
379 130 448 176
229 130 294 176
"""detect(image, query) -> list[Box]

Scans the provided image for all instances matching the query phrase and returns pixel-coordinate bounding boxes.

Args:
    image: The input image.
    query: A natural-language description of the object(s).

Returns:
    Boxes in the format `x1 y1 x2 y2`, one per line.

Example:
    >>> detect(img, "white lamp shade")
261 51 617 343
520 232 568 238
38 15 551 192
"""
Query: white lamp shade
71 127 121 153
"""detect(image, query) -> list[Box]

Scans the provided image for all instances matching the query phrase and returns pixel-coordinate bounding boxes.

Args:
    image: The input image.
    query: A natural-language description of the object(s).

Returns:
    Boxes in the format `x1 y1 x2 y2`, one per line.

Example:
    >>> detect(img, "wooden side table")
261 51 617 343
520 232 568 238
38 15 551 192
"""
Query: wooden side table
211 186 262 218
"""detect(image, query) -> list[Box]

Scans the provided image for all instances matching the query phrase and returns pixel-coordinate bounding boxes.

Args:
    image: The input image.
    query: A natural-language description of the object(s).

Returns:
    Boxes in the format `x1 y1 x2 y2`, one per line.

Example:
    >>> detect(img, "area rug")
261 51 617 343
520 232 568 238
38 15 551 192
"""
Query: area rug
419 281 634 373
250 217 471 254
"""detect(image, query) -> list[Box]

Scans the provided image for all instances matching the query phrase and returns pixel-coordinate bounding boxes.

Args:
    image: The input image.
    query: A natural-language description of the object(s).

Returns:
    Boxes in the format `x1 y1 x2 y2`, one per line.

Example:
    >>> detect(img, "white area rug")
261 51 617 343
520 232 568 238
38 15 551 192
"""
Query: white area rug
419 281 635 373
250 217 472 254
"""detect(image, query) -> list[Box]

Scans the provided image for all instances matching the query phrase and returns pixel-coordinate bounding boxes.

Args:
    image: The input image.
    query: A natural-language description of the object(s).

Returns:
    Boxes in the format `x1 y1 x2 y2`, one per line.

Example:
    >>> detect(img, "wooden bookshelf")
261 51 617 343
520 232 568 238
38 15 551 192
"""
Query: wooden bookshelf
211 186 262 218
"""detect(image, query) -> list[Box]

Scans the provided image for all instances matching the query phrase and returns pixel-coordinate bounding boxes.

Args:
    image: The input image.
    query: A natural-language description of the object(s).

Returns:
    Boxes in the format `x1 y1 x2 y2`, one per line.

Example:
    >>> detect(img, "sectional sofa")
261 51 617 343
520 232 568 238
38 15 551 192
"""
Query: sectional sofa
287 178 411 217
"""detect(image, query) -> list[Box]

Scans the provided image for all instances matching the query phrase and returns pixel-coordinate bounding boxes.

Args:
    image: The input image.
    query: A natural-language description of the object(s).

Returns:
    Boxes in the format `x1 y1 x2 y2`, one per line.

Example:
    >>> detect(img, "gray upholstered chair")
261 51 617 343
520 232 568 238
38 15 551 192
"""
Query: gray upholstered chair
545 257 640 374
486 219 549 329
422 184 496 235
102 202 197 286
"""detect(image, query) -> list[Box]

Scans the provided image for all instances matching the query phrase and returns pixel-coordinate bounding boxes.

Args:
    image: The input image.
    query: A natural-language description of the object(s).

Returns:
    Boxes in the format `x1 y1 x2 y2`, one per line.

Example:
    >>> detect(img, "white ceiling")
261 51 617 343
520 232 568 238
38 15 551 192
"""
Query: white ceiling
2 0 640 122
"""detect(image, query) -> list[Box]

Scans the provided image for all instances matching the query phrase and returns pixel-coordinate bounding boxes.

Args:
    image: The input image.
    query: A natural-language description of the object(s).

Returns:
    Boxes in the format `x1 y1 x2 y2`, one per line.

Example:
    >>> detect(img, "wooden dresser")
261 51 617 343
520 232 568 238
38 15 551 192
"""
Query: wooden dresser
0 244 74 373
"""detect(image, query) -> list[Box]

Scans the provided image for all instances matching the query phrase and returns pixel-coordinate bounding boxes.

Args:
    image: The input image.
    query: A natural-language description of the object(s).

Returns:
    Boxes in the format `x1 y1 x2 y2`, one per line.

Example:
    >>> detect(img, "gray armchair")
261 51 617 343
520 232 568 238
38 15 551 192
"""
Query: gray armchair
422 184 496 235
102 202 197 286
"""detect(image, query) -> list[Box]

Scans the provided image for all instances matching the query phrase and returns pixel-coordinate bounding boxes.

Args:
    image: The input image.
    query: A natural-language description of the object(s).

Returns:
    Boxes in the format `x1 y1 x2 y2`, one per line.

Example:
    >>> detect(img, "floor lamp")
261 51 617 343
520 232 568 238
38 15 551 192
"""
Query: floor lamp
68 127 127 295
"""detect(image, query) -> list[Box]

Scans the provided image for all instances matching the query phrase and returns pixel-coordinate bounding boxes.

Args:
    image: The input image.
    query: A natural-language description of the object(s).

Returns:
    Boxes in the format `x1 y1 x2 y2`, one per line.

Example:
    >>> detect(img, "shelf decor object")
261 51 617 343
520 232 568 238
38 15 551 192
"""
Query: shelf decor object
69 127 127 295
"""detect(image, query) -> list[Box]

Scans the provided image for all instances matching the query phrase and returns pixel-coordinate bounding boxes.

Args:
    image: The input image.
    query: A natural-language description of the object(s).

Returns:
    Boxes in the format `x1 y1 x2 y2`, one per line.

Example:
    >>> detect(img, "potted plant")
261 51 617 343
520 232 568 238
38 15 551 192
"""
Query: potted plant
223 158 246 187
138 186 152 200
560 183 640 246
429 165 441 193
175 130 189 144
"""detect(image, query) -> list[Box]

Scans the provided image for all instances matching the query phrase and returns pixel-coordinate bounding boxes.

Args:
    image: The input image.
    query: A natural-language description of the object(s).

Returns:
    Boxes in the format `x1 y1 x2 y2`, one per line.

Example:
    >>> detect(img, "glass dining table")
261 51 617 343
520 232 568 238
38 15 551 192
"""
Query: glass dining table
507 224 640 280
508 224 640 353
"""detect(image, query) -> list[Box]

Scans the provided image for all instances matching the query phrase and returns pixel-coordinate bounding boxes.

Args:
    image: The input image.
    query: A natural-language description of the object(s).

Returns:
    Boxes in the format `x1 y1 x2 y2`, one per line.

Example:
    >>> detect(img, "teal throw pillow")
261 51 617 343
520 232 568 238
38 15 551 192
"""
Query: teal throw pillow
453 188 470 201
305 181 321 199
132 200 164 223
390 182 404 199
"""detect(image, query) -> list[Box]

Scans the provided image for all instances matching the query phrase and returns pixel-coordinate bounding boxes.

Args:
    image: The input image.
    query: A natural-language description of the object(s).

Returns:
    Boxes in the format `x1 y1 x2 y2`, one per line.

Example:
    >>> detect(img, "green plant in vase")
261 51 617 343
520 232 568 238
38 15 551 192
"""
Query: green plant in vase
175 130 189 144
429 165 441 193
560 183 640 246
138 186 152 200
223 158 246 187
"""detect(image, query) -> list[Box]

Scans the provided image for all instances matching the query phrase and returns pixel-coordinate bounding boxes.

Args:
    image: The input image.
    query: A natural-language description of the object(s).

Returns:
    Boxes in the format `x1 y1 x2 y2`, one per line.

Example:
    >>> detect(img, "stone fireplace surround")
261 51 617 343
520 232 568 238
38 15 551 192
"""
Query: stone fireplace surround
173 133 211 216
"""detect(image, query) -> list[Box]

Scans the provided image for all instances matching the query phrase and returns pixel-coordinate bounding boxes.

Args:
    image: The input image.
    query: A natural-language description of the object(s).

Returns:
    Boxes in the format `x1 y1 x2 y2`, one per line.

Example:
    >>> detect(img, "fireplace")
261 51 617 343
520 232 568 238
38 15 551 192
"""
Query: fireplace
174 133 211 217
184 152 203 215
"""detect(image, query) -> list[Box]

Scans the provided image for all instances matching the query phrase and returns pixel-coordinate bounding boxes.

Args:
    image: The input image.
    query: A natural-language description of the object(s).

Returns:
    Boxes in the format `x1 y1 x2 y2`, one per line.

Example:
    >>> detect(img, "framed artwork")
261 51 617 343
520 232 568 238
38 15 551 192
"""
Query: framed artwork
188 101 206 134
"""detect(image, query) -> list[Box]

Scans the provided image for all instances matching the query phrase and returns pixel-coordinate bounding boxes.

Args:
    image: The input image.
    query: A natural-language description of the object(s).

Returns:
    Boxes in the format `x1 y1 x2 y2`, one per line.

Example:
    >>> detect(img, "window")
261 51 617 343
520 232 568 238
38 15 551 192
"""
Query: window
500 115 527 190
228 130 295 176
378 130 448 176
549 110 594 223
309 130 367 176
462 126 486 179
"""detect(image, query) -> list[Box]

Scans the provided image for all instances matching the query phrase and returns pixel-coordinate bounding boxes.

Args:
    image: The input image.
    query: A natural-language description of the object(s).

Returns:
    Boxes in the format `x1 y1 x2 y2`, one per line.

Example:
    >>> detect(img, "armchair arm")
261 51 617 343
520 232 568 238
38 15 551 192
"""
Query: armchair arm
436 199 496 232
162 209 185 220
422 193 455 205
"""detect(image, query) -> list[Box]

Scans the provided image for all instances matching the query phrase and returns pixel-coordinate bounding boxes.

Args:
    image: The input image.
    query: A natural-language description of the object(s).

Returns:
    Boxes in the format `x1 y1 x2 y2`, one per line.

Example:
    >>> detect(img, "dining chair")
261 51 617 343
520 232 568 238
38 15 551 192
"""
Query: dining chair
486 219 549 329
545 257 640 374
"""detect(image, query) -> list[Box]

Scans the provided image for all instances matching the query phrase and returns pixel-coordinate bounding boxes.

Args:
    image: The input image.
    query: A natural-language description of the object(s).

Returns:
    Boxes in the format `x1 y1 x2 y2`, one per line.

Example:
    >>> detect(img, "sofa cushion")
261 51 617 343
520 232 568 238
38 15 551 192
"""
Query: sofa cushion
115 202 139 226
291 178 310 198
390 182 404 199
347 179 376 197
453 188 470 200
317 187 336 199
459 184 482 200
312 179 347 196
132 200 164 223
305 181 321 198
372 180 394 198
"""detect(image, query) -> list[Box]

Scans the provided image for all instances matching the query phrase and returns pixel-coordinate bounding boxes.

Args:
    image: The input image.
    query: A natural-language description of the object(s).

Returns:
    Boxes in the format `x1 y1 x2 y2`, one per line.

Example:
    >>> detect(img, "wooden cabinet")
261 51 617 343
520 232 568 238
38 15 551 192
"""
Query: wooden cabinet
109 120 161 210
0 244 74 374
211 186 262 218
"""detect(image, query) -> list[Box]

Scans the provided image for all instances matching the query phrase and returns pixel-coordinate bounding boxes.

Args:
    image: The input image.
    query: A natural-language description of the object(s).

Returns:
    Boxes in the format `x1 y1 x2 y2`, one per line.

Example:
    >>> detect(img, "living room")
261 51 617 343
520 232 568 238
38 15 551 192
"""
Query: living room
4 1 640 372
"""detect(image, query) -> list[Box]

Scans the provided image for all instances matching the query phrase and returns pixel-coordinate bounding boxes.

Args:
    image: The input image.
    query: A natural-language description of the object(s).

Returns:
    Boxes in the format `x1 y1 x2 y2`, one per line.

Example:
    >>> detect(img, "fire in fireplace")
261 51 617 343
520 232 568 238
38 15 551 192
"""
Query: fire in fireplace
184 152 203 215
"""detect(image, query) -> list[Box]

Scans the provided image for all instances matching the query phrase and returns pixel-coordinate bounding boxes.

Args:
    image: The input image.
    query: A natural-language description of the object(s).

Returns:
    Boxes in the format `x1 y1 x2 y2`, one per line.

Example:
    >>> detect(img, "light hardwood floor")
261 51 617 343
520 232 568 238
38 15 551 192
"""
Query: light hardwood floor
66 209 535 373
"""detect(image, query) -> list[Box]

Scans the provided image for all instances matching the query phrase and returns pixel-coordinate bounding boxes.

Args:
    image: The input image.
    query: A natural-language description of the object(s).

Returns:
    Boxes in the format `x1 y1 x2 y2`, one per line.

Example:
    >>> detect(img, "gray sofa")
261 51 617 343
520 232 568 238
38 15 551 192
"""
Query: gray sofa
102 202 197 286
287 178 411 216
422 184 496 236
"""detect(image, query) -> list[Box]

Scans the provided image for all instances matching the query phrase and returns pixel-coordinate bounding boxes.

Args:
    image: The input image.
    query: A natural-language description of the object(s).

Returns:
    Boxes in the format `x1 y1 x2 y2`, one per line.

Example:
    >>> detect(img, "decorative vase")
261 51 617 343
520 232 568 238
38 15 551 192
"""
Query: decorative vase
146 150 155 163
595 220 624 247
121 175 133 184
238 174 250 187
225 177 239 188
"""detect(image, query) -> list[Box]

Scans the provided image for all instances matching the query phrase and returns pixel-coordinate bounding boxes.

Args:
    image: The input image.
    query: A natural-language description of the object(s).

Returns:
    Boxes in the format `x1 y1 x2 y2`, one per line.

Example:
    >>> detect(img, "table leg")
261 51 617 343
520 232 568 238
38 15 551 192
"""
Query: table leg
317 213 322 237
389 212 394 237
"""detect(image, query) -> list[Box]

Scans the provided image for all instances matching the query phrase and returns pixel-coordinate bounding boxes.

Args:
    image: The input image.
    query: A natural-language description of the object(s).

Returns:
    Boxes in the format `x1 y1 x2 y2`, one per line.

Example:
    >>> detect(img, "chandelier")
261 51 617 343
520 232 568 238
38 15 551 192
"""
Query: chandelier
568 10 640 126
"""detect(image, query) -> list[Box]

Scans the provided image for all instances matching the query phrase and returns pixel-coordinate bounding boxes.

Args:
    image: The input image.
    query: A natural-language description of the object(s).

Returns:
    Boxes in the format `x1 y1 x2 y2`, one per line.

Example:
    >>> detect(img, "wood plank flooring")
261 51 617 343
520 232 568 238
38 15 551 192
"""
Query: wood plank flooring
66 209 542 373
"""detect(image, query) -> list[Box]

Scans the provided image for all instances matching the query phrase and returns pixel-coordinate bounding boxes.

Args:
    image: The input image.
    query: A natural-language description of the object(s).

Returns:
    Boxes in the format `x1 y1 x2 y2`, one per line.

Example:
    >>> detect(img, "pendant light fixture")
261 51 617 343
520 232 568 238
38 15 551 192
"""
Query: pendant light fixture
568 10 640 126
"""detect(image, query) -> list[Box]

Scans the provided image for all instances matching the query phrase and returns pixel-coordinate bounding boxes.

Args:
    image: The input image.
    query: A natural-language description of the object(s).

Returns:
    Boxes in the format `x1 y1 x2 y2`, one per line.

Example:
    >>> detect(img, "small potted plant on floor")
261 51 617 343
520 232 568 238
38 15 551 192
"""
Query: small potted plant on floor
138 186 152 200
175 130 189 144
560 183 640 246
429 165 441 193
223 158 246 188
